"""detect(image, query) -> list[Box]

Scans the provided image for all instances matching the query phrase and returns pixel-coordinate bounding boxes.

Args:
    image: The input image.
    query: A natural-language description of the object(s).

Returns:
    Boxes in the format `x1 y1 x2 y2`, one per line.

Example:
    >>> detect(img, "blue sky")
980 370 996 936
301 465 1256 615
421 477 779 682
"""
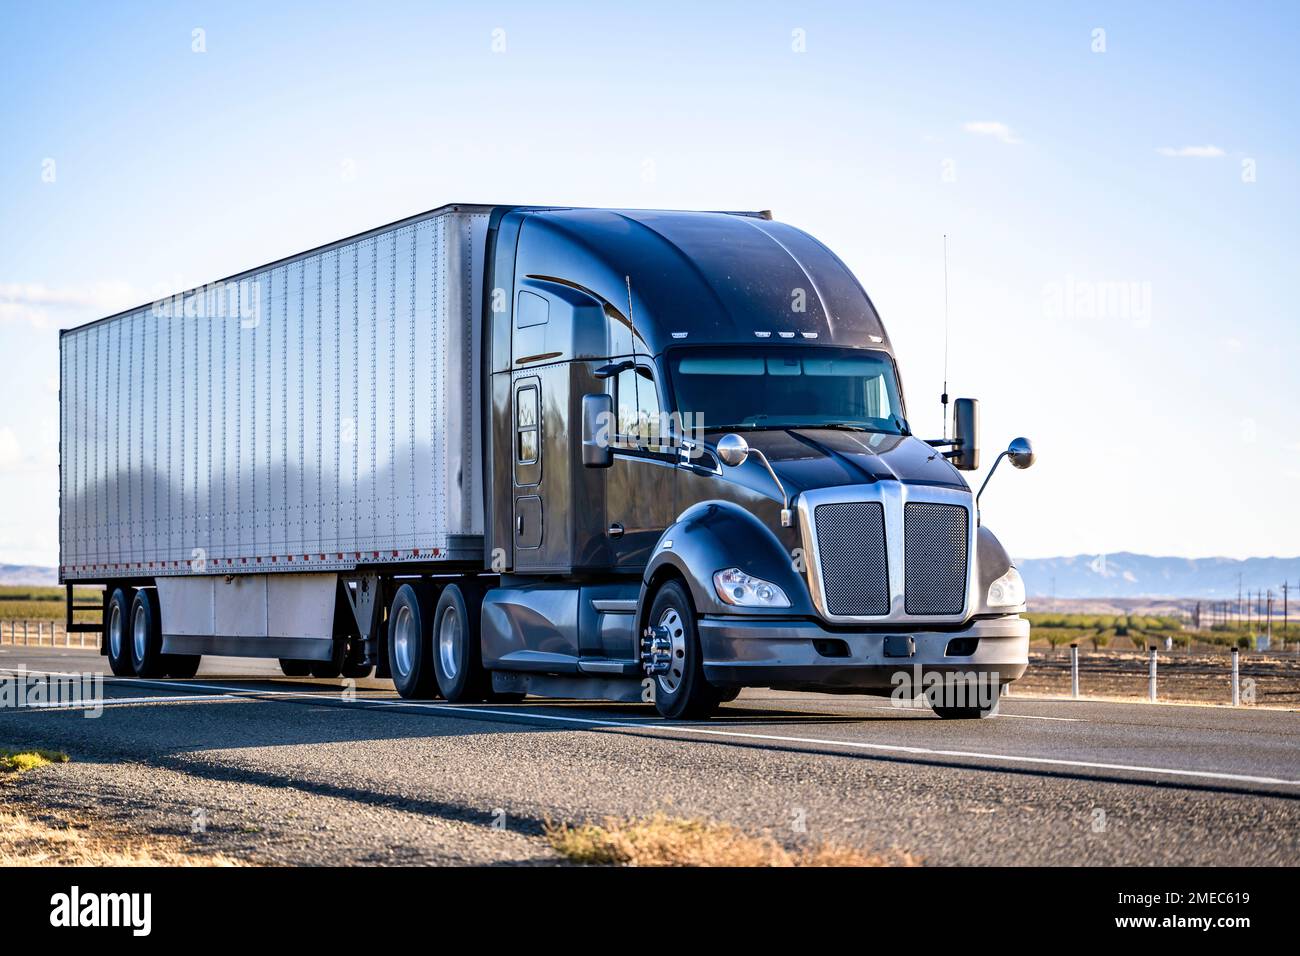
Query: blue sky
1 0 1297 565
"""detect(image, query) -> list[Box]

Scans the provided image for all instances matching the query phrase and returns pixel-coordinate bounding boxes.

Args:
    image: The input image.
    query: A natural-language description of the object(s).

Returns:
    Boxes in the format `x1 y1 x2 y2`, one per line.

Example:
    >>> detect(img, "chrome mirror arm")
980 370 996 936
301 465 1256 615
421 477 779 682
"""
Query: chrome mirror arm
975 450 1009 509
976 437 1035 510
747 447 793 527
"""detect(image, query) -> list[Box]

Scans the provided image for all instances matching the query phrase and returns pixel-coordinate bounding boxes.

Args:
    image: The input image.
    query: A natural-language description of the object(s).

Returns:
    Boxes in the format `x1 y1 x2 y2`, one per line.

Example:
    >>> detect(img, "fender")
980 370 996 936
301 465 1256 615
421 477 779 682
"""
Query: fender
974 525 1018 614
637 500 816 632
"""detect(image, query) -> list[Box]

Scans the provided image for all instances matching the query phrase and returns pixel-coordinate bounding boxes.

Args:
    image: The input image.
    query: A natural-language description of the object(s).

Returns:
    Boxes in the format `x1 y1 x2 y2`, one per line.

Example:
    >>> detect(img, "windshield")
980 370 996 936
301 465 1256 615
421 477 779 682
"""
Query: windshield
667 346 908 434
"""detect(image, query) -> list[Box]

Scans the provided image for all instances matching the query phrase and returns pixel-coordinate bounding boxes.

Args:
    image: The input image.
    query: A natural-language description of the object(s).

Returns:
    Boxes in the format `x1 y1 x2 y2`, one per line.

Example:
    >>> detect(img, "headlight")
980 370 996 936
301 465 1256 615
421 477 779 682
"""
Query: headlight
986 567 1025 608
713 568 791 608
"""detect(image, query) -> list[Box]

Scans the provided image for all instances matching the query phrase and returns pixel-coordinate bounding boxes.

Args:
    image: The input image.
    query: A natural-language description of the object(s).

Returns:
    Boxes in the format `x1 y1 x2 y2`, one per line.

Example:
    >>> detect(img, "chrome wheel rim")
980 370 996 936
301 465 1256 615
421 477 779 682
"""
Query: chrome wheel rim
132 605 147 663
392 604 415 679
109 604 123 659
438 608 460 680
655 607 688 694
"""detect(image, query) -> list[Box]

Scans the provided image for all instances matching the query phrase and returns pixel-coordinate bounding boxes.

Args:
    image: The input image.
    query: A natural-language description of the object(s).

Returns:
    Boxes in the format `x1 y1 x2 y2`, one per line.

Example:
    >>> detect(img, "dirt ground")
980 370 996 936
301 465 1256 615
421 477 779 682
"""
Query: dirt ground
1017 646 1300 708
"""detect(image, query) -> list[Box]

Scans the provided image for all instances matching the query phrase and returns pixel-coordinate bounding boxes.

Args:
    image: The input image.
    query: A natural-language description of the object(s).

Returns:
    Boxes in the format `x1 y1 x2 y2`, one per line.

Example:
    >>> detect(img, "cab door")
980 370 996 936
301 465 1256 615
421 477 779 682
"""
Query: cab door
604 361 677 569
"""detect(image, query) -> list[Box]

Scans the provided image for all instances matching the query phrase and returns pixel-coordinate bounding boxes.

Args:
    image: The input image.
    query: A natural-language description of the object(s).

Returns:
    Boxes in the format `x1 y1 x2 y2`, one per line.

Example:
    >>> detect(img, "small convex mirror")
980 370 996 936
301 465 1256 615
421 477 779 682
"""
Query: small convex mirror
1007 437 1035 469
716 433 750 467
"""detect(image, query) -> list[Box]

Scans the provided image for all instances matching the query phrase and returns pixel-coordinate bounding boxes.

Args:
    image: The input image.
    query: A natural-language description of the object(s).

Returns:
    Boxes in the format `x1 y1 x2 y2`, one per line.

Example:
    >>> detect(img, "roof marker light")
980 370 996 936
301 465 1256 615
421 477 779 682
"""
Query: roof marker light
754 331 772 338
778 331 795 339
671 332 688 339
869 334 884 343
801 331 818 339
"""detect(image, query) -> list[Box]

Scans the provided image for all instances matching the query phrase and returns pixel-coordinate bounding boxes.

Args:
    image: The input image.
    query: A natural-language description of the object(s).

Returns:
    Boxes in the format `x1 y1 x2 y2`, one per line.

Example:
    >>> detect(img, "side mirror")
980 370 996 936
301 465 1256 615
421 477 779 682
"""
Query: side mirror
952 398 980 471
1007 437 1035 470
977 435 1037 507
716 433 750 467
581 393 613 468
716 432 793 526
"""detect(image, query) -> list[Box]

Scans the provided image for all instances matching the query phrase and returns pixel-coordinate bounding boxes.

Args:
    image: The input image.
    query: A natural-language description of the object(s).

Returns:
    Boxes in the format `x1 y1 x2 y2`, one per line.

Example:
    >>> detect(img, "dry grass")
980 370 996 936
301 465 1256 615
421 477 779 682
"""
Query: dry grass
0 810 244 867
545 813 917 867
1 746 241 866
0 749 69 773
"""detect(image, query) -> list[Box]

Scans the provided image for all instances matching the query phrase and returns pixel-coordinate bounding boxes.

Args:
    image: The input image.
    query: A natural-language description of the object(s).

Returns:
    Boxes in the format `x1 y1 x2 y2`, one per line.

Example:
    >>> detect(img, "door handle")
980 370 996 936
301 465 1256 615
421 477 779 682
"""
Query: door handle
516 515 523 535
607 522 625 538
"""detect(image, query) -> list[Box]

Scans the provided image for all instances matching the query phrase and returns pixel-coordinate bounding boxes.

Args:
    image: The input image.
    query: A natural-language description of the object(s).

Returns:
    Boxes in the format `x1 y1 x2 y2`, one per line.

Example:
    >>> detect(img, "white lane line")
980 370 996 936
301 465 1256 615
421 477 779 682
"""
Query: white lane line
6 669 1297 789
14 694 240 712
2 670 1081 722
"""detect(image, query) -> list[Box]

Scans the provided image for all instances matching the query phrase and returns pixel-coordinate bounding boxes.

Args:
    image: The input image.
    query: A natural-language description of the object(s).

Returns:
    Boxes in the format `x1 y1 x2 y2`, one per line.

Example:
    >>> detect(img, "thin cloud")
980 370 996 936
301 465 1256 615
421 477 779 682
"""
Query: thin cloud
0 280 135 327
1155 145 1225 158
961 120 1022 145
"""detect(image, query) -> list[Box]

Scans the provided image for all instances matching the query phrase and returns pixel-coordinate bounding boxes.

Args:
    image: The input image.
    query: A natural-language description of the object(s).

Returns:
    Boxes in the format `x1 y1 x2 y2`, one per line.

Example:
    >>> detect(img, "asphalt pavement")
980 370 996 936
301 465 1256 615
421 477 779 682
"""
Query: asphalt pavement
2 644 1297 865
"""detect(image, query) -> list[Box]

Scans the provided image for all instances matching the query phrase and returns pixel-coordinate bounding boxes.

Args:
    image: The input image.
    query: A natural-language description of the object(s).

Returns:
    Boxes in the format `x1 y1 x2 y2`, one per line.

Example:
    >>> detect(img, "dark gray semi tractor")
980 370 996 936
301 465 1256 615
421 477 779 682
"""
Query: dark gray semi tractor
59 204 1034 719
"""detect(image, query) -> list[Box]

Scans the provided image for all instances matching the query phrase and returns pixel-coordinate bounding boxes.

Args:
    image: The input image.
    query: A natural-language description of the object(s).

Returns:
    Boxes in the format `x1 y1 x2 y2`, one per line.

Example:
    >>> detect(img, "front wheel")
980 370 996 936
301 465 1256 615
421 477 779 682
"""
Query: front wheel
930 682 1002 719
647 580 721 720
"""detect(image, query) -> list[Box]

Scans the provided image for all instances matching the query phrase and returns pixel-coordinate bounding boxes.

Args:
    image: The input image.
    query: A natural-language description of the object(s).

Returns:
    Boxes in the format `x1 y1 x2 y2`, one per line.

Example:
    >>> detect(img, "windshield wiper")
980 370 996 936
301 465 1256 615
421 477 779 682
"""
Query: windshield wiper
794 423 868 432
709 423 799 432
710 421 912 436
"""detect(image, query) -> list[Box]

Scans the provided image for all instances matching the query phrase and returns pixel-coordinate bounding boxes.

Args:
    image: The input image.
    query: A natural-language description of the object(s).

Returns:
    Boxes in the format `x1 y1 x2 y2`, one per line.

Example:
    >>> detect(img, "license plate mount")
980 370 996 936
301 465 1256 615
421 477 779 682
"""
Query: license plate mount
883 635 916 658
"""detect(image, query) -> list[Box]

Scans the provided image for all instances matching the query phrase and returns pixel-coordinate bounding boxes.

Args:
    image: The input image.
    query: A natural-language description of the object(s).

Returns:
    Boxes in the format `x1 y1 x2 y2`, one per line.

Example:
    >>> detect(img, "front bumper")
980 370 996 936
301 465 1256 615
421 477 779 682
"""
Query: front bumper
699 614 1029 693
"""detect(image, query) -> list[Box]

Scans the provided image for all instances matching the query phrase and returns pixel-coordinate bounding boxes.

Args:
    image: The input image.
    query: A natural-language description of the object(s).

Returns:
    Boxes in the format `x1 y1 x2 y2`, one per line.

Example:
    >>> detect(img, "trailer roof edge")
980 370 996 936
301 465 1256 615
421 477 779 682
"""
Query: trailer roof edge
59 203 772 336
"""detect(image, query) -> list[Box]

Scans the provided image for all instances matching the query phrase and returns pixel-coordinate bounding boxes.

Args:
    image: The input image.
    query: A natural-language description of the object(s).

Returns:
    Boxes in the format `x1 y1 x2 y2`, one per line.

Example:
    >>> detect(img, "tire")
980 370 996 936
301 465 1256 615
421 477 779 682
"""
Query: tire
388 582 439 699
166 655 202 679
105 587 136 677
129 589 168 678
279 659 312 677
647 580 722 720
715 687 742 704
433 582 490 703
930 682 1002 719
341 657 374 679
308 639 345 679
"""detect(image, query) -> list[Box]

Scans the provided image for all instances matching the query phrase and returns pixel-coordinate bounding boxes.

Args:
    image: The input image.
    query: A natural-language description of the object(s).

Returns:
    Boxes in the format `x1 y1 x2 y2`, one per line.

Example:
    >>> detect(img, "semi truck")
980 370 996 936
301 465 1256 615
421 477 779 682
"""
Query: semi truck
59 203 1035 719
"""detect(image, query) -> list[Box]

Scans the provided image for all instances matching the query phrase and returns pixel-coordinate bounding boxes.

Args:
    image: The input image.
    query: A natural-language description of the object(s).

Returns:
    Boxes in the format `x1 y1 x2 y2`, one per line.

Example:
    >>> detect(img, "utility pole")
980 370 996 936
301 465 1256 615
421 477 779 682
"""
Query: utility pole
1266 590 1273 649
1283 582 1289 646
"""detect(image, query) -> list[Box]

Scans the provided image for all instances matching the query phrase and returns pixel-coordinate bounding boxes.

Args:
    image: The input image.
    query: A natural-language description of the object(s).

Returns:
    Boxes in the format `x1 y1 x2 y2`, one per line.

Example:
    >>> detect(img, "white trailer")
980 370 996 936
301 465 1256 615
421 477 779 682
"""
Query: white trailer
59 204 491 675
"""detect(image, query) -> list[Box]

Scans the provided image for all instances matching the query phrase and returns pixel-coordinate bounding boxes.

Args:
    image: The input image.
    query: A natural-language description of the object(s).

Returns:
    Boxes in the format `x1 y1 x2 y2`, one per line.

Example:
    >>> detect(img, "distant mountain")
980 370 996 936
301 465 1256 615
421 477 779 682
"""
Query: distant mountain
1017 552 1300 600
0 564 59 587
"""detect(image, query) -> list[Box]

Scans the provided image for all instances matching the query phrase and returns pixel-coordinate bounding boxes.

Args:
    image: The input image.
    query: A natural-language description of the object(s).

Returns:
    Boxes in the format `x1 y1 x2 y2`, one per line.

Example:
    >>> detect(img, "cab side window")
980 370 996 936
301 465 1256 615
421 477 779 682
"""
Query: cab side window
615 365 662 446
517 384 540 463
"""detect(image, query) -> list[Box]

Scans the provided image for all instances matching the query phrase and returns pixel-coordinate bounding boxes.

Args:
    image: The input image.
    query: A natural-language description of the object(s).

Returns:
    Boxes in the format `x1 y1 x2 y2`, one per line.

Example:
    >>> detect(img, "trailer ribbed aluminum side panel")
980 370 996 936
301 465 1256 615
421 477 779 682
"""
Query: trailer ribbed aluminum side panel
58 207 489 580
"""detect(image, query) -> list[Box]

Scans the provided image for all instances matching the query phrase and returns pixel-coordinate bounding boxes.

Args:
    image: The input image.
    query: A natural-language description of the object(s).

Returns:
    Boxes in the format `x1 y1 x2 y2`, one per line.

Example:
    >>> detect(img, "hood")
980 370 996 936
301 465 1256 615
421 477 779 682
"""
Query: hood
711 428 970 494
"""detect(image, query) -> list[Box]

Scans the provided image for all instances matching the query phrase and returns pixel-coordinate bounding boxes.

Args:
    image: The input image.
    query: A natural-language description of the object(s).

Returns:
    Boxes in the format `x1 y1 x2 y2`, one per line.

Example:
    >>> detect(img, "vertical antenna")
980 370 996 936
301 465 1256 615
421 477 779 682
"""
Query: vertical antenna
942 234 950 440
626 275 640 429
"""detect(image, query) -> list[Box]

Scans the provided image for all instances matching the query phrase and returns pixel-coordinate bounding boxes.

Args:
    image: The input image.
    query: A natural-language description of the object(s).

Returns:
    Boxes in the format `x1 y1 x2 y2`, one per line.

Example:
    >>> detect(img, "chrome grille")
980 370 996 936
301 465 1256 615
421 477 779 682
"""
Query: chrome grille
813 502 889 616
904 502 968 615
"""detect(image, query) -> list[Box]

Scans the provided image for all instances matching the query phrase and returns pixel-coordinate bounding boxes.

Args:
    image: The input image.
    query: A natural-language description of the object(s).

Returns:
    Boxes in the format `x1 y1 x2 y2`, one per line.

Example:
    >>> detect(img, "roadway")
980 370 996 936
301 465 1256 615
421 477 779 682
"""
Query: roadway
2 644 1297 865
